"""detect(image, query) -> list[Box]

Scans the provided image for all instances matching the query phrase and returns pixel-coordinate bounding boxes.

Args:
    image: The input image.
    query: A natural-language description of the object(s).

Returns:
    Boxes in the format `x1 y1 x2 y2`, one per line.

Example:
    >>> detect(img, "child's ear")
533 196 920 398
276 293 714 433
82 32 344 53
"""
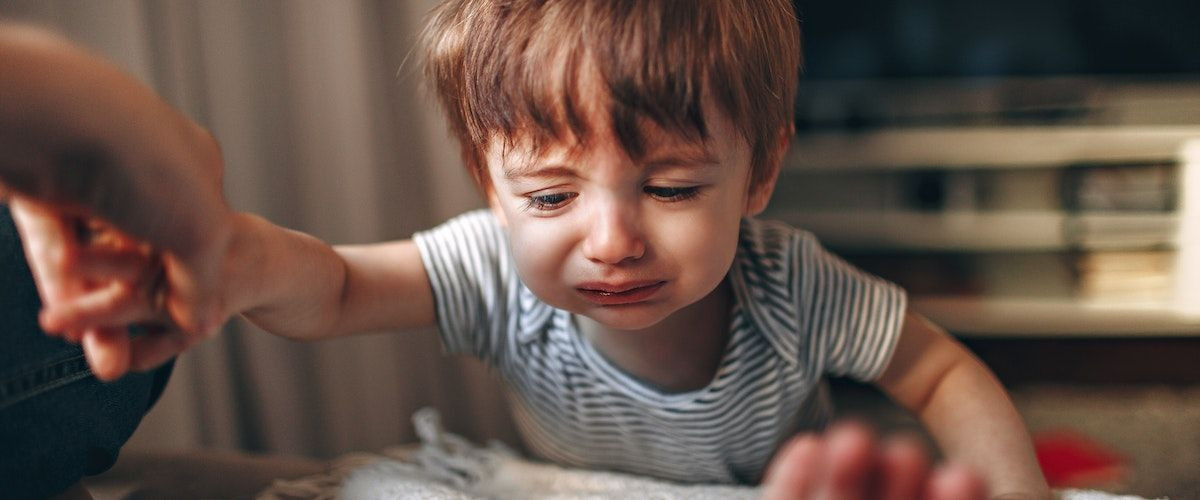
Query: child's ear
744 125 792 216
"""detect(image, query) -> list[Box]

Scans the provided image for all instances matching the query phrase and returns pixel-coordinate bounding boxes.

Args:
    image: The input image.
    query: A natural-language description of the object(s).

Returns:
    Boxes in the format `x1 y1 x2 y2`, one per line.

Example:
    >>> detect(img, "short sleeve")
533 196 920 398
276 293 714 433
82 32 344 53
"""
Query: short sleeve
794 231 907 381
413 210 517 360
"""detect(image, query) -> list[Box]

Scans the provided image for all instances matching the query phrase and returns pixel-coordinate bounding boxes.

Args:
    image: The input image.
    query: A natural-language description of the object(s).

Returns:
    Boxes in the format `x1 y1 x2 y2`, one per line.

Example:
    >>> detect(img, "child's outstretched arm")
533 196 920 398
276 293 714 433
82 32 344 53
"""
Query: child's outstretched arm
213 214 437 341
875 311 1052 499
28 203 439 379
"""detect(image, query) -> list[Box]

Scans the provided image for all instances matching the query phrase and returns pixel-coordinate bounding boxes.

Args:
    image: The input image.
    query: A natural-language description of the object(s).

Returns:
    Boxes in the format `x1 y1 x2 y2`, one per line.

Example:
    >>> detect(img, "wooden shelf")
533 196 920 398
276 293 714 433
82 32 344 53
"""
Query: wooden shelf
768 210 1179 252
785 125 1200 171
914 295 1200 337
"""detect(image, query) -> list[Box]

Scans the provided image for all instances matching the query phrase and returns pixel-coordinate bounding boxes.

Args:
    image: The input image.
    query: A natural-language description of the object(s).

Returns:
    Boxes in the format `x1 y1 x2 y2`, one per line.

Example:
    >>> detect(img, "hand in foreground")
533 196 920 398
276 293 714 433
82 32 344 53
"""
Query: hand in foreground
7 194 227 381
761 422 987 500
1 25 236 380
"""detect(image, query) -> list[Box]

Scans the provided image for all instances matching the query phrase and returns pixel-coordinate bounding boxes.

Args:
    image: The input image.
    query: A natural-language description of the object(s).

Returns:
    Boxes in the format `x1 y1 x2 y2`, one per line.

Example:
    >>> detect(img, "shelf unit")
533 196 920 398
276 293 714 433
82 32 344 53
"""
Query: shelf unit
767 78 1200 337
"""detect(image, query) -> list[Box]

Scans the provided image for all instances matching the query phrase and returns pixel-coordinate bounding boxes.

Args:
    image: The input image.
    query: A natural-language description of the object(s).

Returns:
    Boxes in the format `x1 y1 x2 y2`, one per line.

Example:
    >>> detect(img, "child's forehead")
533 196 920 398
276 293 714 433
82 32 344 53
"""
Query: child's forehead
476 46 736 160
491 70 743 159
488 110 733 167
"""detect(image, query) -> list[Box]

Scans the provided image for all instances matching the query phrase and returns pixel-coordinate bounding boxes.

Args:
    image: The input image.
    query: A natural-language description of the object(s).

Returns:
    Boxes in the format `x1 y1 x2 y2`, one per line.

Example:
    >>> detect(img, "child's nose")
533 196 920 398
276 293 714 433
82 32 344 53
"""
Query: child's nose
581 205 645 265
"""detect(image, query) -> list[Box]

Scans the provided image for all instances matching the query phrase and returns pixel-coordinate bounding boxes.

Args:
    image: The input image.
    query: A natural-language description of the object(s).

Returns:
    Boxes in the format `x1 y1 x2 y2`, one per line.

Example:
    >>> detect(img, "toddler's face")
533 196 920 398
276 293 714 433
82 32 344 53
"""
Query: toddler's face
483 106 769 331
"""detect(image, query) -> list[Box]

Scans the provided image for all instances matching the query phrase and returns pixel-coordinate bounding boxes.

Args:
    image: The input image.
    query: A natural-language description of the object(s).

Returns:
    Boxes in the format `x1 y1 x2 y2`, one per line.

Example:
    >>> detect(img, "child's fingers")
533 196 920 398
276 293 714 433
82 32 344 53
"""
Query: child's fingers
160 253 225 335
924 464 987 500
80 217 155 256
761 434 824 500
81 326 132 382
128 327 193 373
820 422 879 499
73 245 153 283
39 280 159 332
878 435 931 500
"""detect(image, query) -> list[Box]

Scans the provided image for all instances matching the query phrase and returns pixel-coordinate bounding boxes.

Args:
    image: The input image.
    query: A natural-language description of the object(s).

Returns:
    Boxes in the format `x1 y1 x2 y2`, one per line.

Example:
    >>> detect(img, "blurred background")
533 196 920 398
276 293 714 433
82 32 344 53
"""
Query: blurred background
780 0 1200 337
778 1 1200 497
1 0 1198 497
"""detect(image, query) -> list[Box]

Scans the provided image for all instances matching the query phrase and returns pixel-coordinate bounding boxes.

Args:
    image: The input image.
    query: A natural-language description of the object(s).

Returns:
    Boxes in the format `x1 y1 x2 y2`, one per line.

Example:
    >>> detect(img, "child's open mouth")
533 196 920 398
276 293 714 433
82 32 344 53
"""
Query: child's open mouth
576 281 666 305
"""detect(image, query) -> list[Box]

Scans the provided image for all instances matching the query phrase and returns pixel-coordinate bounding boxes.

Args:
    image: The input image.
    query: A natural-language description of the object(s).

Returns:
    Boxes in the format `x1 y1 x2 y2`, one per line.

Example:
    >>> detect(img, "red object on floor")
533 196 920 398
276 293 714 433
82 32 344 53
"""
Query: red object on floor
1033 429 1128 488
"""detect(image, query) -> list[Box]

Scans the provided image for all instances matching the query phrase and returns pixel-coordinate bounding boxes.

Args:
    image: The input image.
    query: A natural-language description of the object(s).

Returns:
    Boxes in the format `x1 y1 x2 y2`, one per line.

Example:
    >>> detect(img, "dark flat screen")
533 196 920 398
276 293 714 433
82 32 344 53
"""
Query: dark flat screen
794 0 1200 79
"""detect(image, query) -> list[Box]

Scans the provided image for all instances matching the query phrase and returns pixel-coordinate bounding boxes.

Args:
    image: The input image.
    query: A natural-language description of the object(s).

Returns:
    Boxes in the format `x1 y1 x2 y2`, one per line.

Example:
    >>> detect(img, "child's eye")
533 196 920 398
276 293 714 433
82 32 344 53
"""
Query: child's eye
524 192 577 211
644 186 701 201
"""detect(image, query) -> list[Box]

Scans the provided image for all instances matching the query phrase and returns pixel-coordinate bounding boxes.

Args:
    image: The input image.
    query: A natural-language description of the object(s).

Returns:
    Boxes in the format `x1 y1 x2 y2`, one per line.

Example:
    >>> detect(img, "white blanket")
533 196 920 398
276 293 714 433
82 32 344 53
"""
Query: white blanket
257 408 1152 500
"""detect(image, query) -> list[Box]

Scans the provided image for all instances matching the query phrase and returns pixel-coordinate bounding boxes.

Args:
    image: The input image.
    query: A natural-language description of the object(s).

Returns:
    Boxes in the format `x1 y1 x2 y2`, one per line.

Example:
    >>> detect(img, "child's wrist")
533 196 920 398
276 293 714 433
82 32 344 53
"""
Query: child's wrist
222 211 269 316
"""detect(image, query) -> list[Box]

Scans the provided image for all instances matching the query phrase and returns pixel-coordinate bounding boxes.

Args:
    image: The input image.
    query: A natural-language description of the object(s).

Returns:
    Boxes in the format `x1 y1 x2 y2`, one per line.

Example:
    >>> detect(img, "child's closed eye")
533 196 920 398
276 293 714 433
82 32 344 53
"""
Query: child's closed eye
522 186 702 212
644 185 701 202
525 192 578 211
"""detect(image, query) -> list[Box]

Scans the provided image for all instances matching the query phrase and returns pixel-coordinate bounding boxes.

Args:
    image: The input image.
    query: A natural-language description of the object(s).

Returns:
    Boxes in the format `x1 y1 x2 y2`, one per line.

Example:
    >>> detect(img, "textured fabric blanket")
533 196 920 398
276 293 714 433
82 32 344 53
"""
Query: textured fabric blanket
256 408 1152 500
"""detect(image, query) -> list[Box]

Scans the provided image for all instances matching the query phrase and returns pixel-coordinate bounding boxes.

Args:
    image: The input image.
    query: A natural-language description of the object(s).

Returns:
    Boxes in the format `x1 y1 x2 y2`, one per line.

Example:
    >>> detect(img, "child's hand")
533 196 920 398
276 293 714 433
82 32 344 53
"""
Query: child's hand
761 422 987 500
8 195 213 381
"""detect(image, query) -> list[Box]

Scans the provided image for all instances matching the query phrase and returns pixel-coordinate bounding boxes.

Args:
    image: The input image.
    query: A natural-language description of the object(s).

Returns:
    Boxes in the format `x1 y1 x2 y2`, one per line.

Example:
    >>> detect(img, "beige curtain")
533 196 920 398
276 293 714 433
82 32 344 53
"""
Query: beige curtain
0 0 520 458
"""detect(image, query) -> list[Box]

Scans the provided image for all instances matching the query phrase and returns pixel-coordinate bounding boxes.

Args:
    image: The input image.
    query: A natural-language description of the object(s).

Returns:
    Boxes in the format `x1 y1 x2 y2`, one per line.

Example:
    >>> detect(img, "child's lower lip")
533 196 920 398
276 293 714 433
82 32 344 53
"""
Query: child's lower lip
577 282 665 305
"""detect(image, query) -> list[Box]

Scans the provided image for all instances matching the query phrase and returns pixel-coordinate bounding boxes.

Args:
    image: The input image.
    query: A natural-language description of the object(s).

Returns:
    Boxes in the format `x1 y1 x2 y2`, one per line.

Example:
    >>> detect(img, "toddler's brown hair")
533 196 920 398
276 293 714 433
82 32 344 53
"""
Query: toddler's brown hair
422 0 801 192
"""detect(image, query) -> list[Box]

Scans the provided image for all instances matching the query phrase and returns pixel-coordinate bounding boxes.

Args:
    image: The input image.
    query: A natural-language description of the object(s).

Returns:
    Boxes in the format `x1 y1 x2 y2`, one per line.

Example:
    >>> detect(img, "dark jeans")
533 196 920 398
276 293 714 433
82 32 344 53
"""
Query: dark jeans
0 205 173 499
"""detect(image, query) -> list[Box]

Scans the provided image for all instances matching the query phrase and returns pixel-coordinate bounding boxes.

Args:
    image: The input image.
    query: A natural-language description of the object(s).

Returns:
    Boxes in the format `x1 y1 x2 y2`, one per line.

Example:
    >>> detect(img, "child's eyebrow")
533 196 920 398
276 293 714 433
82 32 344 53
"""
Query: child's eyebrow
503 164 578 181
642 147 720 168
502 146 719 180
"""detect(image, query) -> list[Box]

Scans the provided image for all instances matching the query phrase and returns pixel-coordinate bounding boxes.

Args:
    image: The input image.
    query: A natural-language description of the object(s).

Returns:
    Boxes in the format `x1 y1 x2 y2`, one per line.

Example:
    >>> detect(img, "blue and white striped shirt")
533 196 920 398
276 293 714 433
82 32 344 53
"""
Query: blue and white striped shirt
414 210 906 484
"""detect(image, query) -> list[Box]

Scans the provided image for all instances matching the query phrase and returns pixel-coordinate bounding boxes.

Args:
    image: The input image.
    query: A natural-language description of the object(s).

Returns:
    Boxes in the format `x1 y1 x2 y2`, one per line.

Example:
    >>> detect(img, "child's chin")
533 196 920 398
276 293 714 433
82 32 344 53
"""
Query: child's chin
580 308 671 332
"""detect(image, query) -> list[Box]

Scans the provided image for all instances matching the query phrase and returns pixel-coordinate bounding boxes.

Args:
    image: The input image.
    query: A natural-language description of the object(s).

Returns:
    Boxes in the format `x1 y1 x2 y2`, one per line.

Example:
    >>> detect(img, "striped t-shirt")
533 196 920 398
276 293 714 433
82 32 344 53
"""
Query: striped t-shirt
414 210 906 484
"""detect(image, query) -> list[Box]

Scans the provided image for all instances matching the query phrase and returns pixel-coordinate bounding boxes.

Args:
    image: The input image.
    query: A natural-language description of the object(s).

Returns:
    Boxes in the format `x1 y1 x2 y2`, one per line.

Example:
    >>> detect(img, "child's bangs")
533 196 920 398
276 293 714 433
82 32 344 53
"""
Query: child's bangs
475 1 734 161
503 52 710 163
424 0 799 186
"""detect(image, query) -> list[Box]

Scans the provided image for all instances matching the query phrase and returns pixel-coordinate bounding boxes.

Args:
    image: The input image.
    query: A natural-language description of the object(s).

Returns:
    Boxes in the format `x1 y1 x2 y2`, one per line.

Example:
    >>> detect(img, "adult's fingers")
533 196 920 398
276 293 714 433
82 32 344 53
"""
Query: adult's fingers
128 327 193 373
9 195 82 307
81 326 132 382
39 279 159 332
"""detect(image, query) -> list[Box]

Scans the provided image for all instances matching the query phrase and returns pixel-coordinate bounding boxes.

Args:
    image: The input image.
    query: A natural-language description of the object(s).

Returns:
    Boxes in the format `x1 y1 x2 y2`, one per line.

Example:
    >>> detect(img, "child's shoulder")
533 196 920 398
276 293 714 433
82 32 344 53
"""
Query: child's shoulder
444 208 500 226
424 209 504 236
414 209 509 258
738 216 823 259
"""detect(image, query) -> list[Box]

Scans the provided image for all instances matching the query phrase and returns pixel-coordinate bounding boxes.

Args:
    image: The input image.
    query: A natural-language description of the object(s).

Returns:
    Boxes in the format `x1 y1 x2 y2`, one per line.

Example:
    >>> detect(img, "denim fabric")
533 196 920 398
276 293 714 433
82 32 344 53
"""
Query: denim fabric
0 205 173 499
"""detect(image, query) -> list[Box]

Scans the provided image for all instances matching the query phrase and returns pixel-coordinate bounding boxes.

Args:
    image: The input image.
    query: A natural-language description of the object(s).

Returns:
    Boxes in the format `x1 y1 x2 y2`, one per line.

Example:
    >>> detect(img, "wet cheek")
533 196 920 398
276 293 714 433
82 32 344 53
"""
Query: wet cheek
660 215 739 280
509 230 573 306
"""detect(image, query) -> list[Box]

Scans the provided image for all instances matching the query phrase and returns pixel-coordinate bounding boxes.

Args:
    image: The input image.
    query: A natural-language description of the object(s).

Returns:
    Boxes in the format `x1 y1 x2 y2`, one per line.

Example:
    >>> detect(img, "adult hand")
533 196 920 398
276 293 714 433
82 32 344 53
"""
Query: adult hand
7 195 208 381
0 25 240 380
761 422 988 500
0 23 238 369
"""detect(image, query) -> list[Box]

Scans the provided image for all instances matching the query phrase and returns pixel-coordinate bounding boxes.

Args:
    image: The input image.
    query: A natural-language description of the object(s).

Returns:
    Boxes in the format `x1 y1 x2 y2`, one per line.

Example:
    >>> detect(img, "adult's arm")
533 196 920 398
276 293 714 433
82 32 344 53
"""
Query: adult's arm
0 24 229 266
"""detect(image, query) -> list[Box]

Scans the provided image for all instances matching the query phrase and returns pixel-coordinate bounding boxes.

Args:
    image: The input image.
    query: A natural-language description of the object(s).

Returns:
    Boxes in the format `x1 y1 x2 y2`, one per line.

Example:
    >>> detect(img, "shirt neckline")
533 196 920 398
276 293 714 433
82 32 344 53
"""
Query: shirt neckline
563 304 743 407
